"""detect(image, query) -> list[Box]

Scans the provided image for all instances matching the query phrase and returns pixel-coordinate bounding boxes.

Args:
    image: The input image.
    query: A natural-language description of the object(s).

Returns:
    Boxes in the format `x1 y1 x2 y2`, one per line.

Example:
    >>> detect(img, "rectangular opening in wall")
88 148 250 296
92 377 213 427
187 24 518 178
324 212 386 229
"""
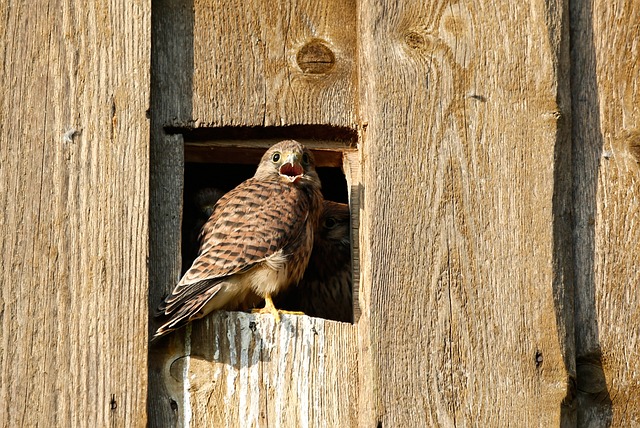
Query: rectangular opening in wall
179 125 360 323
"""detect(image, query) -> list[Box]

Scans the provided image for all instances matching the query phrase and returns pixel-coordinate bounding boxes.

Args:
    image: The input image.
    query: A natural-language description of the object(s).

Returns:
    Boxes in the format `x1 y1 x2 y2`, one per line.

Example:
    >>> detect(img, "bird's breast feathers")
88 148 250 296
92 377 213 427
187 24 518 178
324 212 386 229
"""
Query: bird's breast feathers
247 250 291 295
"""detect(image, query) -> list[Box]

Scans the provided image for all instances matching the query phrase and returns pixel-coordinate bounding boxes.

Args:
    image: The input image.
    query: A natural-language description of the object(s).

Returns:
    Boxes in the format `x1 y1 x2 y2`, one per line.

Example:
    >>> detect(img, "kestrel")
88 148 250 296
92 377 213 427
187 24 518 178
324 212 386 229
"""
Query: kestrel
193 186 226 219
183 187 227 269
276 201 352 322
188 192 353 322
154 140 323 339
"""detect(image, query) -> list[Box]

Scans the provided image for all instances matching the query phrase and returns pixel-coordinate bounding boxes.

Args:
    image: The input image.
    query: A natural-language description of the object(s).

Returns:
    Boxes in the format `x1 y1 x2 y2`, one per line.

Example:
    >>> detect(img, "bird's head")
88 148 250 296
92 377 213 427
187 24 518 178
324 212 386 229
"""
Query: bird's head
255 140 321 189
318 201 351 247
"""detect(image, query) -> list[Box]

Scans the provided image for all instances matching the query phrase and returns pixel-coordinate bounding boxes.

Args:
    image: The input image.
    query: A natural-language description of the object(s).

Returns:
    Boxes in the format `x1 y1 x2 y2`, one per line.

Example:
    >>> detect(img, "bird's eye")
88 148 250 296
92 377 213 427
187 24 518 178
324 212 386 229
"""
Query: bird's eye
272 152 281 163
324 217 337 229
302 152 310 165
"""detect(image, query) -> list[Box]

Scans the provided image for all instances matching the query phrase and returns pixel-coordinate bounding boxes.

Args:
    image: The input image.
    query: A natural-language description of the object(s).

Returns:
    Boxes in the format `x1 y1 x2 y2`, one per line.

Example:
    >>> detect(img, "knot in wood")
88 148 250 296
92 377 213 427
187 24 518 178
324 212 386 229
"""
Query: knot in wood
296 39 335 74
623 130 640 164
405 31 425 49
576 362 608 394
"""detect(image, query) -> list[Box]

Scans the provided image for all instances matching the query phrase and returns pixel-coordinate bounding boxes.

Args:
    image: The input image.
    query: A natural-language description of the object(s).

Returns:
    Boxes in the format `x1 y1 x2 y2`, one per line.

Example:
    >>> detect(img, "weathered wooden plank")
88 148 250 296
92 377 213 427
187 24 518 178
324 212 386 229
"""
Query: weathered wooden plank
343 151 362 322
345 149 379 427
149 132 185 428
358 1 574 426
571 1 640 425
183 0 357 128
179 312 358 427
148 0 193 425
0 1 150 427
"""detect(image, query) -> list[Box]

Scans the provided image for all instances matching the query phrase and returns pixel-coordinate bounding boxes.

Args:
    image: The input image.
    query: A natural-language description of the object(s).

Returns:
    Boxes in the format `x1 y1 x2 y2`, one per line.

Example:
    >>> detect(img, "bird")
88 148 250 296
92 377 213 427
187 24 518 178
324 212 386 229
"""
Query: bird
182 187 227 271
188 192 353 322
275 201 352 322
187 193 353 322
153 140 324 339
182 187 226 274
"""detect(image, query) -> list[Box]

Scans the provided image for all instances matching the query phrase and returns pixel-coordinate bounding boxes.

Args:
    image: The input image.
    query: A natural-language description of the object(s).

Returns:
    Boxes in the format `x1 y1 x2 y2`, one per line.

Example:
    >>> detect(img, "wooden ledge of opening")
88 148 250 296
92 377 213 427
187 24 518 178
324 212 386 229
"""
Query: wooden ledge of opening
184 139 357 168
179 311 359 427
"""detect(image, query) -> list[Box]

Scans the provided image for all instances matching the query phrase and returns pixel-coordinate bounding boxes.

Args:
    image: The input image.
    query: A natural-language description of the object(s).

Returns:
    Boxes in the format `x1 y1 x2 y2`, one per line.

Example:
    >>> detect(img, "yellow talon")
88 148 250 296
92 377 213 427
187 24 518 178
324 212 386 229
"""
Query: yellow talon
252 295 306 322
279 310 305 316
252 295 281 322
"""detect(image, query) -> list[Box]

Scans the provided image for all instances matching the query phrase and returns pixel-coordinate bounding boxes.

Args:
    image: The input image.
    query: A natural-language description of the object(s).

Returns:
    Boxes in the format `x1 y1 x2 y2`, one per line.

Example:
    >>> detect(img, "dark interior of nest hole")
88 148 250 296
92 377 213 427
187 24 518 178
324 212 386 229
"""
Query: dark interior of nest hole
181 156 352 322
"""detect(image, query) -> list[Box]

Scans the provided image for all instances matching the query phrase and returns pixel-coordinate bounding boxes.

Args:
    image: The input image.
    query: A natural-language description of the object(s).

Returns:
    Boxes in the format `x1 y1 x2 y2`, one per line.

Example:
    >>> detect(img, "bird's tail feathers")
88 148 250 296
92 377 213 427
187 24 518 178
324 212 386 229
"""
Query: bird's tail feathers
151 283 223 341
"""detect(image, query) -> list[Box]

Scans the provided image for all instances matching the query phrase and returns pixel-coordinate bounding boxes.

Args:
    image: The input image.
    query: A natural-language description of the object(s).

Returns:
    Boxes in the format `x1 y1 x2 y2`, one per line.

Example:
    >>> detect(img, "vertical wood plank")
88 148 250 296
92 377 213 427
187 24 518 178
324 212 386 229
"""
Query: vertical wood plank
358 1 574 425
148 0 192 426
343 151 362 321
0 1 150 426
186 0 357 128
571 1 640 426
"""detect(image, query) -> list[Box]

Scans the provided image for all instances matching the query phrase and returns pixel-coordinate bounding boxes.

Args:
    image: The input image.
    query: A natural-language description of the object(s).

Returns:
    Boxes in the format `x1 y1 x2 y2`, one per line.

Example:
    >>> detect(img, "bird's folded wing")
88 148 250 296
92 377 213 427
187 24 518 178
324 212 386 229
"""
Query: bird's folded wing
158 278 221 314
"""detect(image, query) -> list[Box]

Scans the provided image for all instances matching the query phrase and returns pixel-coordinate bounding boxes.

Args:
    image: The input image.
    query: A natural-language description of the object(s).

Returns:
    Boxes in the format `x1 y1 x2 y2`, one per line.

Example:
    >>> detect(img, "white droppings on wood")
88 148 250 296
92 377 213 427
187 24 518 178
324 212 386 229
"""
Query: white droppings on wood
212 319 222 383
258 315 275 396
297 317 313 428
62 127 78 143
183 325 193 428
213 323 220 361
248 338 261 426
274 316 293 428
316 319 326 428
225 318 238 410
187 312 358 426
257 313 276 354
238 317 251 425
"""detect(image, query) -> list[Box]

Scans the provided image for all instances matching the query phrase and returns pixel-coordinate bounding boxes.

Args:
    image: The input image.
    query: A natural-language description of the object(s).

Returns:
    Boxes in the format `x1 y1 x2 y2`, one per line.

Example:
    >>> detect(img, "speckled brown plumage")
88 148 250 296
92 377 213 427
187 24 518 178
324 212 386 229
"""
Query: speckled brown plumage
154 140 323 339
276 201 352 322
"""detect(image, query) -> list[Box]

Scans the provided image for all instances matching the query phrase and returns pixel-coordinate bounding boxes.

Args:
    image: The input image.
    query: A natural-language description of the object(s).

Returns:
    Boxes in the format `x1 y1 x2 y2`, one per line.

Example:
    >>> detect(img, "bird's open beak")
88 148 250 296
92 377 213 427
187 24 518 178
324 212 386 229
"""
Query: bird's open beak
279 153 304 182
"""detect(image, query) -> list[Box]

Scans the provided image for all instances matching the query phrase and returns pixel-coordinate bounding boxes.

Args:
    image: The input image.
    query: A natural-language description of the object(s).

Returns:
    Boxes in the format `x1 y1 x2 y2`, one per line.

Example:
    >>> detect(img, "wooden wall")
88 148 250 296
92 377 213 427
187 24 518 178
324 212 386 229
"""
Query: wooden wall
359 0 574 425
2 0 639 427
0 1 150 427
572 0 640 426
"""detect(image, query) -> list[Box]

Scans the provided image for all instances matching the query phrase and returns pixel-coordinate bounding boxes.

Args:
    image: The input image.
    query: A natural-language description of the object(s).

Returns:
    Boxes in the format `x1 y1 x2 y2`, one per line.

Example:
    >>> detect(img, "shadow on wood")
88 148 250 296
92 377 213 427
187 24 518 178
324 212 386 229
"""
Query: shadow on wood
570 0 613 426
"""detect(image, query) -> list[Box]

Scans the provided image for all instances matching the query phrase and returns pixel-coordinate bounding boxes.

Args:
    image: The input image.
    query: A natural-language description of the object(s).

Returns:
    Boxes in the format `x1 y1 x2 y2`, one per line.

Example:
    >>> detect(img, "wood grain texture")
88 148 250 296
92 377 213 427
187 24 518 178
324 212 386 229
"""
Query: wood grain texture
343 151 362 322
148 0 192 425
148 132 185 428
571 1 640 426
177 312 358 427
347 149 379 427
358 1 574 426
185 0 357 128
0 1 150 427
